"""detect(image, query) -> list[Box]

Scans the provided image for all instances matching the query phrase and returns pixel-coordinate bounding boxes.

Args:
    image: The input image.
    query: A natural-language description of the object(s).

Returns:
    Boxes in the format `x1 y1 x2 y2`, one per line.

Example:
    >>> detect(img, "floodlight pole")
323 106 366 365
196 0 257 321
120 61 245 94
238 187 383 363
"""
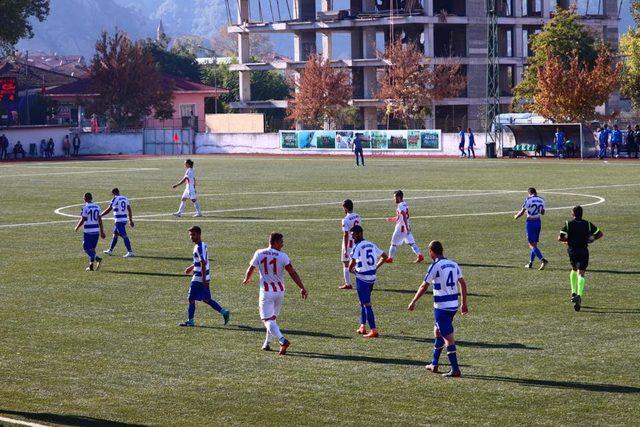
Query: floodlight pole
485 0 502 157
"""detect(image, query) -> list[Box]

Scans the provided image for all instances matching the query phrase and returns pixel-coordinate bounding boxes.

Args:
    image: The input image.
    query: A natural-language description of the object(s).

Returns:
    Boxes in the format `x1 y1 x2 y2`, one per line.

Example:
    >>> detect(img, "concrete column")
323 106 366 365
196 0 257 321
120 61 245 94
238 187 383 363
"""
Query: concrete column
239 71 251 101
542 0 551 18
362 28 376 58
513 0 523 17
238 33 250 63
237 0 249 23
294 32 316 61
515 65 524 84
363 67 378 98
320 32 332 60
424 0 433 16
514 24 523 58
363 107 377 129
423 23 434 57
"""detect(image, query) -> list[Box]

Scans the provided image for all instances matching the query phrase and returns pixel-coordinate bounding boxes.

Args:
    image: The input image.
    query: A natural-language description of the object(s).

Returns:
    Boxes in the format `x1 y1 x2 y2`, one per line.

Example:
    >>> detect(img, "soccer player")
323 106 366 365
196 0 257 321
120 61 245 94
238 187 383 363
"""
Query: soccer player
348 225 389 338
352 133 365 167
408 240 468 377
514 187 549 270
457 126 466 158
598 125 610 160
242 232 308 355
339 199 361 290
611 124 622 158
385 190 424 263
554 127 565 159
558 206 603 312
467 128 476 159
101 188 134 257
172 159 202 217
179 226 230 327
74 192 105 271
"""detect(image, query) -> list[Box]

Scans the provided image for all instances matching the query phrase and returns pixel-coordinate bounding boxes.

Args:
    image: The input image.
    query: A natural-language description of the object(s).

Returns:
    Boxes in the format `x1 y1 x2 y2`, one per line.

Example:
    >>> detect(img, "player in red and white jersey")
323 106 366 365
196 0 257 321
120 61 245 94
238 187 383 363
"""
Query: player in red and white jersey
385 190 424 264
242 232 308 355
172 159 202 217
339 199 361 290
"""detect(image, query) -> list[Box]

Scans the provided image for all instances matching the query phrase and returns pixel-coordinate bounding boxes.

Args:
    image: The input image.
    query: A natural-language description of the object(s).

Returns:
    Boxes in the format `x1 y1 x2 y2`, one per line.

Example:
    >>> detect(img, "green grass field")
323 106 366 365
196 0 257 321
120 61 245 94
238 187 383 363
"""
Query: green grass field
1 156 639 426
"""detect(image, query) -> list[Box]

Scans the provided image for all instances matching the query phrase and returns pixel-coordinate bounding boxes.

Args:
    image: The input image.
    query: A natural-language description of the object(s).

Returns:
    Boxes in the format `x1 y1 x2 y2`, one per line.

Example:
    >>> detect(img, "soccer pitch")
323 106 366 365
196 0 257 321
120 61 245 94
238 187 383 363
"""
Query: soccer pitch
1 156 639 426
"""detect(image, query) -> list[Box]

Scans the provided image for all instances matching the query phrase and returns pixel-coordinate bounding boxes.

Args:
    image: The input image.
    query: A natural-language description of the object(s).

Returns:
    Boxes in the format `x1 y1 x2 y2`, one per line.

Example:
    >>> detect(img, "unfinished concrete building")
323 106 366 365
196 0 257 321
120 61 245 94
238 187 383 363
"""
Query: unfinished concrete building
227 0 620 130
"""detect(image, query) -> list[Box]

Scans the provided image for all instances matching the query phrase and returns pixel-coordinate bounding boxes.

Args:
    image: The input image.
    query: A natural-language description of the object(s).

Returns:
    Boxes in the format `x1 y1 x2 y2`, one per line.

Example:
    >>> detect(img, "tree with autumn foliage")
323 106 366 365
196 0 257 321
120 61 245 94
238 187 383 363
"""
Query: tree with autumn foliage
620 0 640 111
90 31 174 130
377 40 466 128
287 54 353 129
532 45 620 123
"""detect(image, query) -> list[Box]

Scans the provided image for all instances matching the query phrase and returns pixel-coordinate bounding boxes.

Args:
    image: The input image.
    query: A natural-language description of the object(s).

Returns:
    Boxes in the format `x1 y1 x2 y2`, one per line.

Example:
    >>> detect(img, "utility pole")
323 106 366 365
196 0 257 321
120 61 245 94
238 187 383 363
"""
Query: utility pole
25 50 31 125
485 0 501 157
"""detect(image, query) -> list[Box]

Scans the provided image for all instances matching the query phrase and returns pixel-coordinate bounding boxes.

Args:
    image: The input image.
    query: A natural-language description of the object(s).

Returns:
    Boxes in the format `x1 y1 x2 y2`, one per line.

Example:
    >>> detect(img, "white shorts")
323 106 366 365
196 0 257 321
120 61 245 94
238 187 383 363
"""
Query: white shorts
391 228 416 246
259 291 284 320
182 187 196 200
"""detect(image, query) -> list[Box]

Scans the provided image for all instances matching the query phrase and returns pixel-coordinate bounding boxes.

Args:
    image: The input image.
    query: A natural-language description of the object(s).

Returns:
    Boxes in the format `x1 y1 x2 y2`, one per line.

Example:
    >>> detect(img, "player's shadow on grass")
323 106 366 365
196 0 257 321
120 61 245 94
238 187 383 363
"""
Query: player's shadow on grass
201 324 352 340
459 262 519 270
109 270 186 278
288 351 427 367
588 269 640 276
376 289 493 298
132 255 193 261
465 374 640 394
581 306 640 314
0 409 144 427
384 334 541 350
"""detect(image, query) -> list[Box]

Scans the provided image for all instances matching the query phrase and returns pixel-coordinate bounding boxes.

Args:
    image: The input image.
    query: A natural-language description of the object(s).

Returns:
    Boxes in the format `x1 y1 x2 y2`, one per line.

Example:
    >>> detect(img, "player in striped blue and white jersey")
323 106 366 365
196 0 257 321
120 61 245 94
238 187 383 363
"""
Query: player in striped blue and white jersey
179 226 230 327
514 187 549 270
74 192 106 271
348 225 389 338
101 188 134 257
408 241 468 377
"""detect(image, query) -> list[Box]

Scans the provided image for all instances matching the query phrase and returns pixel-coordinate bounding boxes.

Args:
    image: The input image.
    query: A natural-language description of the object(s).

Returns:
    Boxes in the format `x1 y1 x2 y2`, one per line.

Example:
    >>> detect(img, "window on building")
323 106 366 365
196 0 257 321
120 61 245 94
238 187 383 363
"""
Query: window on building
499 27 514 57
434 25 467 57
500 65 515 96
180 104 196 117
435 105 468 132
433 0 465 16
522 0 542 16
497 0 513 16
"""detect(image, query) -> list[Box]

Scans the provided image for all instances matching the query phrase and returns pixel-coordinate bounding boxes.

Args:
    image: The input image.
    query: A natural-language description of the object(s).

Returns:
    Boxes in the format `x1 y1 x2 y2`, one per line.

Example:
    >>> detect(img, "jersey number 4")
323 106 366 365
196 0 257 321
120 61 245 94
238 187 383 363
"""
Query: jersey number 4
260 257 278 275
434 271 455 290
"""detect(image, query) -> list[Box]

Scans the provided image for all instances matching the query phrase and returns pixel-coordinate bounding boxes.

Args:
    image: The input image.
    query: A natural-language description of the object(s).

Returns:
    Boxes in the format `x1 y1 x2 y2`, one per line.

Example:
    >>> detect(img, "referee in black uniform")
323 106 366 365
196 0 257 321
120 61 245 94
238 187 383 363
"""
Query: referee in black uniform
558 206 603 311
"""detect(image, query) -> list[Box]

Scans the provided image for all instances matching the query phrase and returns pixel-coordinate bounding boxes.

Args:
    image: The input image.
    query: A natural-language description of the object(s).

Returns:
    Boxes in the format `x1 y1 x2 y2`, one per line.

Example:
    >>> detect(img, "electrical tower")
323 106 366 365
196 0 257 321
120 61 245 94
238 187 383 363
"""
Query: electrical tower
485 0 501 157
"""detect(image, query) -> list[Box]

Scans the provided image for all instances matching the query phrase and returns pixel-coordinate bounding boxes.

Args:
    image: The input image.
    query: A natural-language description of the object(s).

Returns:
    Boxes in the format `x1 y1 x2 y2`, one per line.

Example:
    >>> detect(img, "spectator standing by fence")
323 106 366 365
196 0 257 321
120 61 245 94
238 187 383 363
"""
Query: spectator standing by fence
457 126 466 158
39 139 47 158
610 125 622 158
73 134 81 156
466 128 475 159
353 133 365 167
598 125 610 159
62 135 71 157
13 141 25 159
554 127 565 159
47 138 55 158
0 134 8 160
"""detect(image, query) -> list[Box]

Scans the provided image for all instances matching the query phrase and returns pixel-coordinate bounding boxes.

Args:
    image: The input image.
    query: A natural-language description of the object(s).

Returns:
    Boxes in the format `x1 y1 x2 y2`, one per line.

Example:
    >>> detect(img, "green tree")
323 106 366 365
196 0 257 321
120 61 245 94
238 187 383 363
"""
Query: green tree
143 39 202 82
0 0 49 54
512 7 598 111
621 1 640 110
90 31 174 129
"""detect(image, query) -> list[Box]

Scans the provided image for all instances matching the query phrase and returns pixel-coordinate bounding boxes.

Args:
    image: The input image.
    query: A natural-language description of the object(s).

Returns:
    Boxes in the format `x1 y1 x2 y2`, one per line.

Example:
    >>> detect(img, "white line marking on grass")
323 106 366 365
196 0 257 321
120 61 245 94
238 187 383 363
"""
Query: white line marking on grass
0 415 50 427
0 219 77 229
0 167 159 178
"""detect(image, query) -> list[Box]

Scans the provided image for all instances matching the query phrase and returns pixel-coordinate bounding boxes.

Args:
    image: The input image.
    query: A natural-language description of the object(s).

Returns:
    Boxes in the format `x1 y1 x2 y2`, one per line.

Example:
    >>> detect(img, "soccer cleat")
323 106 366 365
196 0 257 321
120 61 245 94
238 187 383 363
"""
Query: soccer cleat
425 364 439 373
262 344 271 351
414 254 425 263
442 369 461 378
357 325 367 335
94 256 102 271
179 319 195 327
85 266 94 272
123 252 134 258
385 257 394 264
363 329 379 339
221 309 230 325
172 212 182 218
103 249 113 255
193 212 202 217
338 283 353 290
539 259 548 270
278 339 290 355
525 262 533 269
570 293 578 303
574 295 582 312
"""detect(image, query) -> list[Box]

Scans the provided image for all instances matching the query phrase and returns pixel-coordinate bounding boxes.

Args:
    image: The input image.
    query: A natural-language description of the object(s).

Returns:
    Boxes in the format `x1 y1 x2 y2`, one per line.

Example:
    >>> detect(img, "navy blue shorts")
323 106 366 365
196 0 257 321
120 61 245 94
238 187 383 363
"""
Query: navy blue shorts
526 218 541 243
356 278 374 305
83 232 99 252
434 308 457 336
188 281 211 301
113 222 128 237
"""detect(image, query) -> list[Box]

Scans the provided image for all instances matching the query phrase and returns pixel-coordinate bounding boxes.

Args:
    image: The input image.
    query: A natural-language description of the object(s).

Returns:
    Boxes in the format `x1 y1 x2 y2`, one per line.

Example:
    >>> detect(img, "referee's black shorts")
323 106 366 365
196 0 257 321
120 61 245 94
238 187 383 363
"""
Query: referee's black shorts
568 247 589 270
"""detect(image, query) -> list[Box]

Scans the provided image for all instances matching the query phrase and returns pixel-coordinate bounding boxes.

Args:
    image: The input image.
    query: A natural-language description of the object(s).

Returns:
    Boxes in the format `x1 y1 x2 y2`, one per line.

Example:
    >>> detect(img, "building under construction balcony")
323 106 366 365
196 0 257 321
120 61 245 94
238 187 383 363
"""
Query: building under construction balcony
226 0 621 130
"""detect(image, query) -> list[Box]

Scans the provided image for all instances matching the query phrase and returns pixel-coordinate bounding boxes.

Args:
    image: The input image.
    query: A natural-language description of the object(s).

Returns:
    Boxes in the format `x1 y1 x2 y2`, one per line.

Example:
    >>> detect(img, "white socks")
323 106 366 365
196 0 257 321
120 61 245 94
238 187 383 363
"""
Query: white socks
343 267 351 285
389 245 397 258
410 243 422 256
178 201 186 214
264 320 284 342
263 331 271 347
194 200 202 214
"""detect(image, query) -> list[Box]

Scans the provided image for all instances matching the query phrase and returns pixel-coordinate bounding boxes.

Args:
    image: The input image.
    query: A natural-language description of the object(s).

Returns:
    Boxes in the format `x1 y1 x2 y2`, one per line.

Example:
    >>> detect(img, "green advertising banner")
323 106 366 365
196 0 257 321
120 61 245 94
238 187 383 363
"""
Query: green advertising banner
279 130 441 150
